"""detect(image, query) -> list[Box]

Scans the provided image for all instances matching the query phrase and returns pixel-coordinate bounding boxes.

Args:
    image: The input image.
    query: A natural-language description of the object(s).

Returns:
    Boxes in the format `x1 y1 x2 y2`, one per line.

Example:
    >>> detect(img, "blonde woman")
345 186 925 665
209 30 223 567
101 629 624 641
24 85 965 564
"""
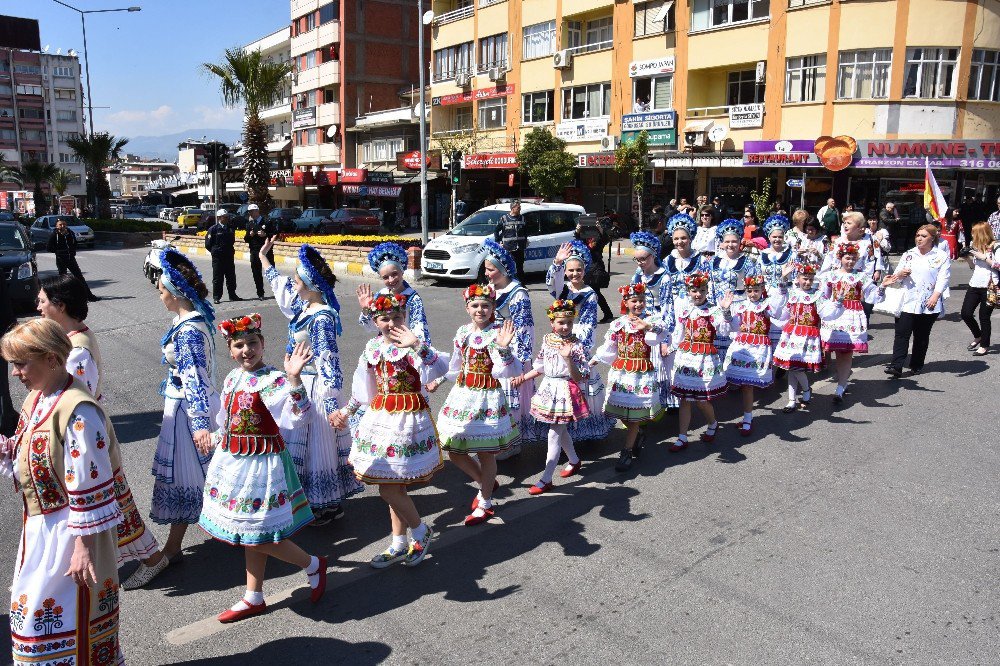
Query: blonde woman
962 222 1000 356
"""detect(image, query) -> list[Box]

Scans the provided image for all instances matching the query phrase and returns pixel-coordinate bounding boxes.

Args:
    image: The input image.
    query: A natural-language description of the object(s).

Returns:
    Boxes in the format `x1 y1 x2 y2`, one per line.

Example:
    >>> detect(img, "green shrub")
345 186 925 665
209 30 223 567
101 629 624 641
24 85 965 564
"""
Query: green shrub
85 219 171 233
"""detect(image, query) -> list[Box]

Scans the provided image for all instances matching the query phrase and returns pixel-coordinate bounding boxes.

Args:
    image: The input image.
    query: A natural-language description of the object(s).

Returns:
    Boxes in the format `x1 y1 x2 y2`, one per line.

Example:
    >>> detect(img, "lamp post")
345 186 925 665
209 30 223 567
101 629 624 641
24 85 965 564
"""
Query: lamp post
418 1 431 246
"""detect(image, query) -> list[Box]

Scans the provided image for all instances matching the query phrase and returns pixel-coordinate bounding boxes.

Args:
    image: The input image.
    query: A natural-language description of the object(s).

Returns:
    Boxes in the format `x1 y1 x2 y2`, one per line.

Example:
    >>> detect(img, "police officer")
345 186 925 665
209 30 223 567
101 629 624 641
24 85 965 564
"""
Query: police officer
204 209 241 303
244 203 275 300
47 218 100 301
494 200 527 279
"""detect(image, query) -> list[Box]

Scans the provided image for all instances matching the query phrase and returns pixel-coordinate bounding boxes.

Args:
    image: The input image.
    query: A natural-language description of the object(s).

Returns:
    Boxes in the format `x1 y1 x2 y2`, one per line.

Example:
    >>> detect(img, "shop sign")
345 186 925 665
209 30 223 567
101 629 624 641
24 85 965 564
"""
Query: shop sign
315 169 339 186
268 168 292 187
577 152 616 168
623 128 676 147
743 140 823 167
432 84 515 106
367 171 393 184
340 168 367 183
629 57 675 78
556 118 609 143
729 103 764 129
463 152 518 169
292 106 316 129
342 184 402 198
854 139 1000 169
622 111 676 132
397 149 442 171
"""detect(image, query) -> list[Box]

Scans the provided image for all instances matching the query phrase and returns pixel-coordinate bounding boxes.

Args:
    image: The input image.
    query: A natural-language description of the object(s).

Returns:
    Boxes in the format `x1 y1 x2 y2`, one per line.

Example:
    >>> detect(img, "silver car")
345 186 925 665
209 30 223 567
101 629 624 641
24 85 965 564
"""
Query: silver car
30 215 96 249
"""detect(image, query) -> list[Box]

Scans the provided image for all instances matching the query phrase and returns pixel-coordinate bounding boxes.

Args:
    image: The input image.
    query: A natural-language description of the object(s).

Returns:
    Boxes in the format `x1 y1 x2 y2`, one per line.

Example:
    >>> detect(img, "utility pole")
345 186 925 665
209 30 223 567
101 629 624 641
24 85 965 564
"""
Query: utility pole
418 0 430 246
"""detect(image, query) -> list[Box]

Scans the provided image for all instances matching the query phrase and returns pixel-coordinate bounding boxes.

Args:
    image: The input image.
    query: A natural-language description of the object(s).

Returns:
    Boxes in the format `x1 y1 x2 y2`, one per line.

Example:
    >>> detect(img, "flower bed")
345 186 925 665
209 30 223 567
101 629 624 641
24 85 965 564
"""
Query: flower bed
193 229 420 249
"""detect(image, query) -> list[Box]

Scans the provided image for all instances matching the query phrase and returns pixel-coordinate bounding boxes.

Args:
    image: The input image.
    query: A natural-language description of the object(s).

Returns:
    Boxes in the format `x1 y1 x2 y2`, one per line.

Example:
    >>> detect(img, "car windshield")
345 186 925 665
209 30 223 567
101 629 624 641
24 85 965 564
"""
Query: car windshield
54 215 78 226
0 227 26 250
448 210 506 237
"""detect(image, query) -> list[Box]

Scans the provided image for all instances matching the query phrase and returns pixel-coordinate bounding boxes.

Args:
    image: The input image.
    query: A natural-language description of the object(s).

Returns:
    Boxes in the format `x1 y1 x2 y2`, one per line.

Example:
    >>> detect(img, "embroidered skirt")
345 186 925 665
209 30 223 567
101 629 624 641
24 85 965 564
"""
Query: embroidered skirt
821 303 869 353
604 367 662 424
350 404 444 484
670 349 728 401
437 385 519 454
774 326 825 371
723 334 774 388
151 397 212 524
530 376 589 424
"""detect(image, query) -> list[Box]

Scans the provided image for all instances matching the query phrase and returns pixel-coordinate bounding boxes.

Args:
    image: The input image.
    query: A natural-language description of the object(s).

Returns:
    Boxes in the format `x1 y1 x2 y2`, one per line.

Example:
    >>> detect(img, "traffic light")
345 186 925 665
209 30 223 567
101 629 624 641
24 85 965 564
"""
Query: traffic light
450 151 462 186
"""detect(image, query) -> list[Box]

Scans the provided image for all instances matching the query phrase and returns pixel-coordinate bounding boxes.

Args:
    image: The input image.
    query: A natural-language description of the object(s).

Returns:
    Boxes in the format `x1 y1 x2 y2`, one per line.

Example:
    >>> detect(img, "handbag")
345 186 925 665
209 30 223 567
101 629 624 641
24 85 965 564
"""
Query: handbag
988 275 1000 308
874 284 905 318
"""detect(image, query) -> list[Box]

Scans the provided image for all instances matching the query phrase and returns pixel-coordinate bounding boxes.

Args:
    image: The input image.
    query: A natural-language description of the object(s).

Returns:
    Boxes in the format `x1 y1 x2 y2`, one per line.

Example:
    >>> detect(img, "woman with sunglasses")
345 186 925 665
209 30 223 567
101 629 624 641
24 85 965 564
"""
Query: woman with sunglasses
691 206 718 258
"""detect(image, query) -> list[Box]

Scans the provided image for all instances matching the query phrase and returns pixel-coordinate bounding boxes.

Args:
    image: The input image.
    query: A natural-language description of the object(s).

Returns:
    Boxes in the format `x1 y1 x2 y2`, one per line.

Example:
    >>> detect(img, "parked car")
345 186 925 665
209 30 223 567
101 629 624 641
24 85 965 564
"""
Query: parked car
176 209 204 229
0 212 14 222
421 202 586 281
266 207 303 233
0 221 39 312
29 215 96 250
329 207 380 234
292 208 333 232
159 207 175 220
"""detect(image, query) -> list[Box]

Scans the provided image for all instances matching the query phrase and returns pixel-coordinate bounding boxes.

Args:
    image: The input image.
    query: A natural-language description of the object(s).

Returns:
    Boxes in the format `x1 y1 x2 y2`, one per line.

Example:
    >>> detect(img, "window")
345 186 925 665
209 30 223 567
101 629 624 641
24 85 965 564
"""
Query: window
0 129 15 141
322 88 336 104
59 153 79 163
454 106 473 131
307 128 318 144
21 151 47 162
789 0 825 5
0 84 11 96
727 70 764 105
565 21 582 50
58 131 80 142
306 51 317 69
56 110 77 122
52 65 73 77
968 49 1000 102
635 0 674 37
306 12 316 31
583 17 614 51
13 64 41 75
632 75 673 111
15 84 42 96
691 0 769 30
837 49 891 99
523 21 556 60
319 3 338 24
478 97 507 129
539 210 576 235
903 47 958 99
562 83 612 119
785 55 826 103
433 42 474 80
19 107 44 120
20 129 45 142
363 137 405 163
54 89 76 100
479 34 508 71
0 108 13 119
0 62 8 73
522 90 555 123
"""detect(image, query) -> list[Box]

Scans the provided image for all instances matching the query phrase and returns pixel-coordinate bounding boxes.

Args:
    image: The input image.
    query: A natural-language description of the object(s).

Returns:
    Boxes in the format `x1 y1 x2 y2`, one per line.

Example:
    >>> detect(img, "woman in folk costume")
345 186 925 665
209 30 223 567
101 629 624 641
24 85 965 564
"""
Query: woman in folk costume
199 314 327 623
1 320 129 666
357 242 431 342
152 248 220 562
759 215 796 347
545 241 614 441
37 275 166 590
668 272 731 452
332 293 448 569
429 284 520 525
707 219 760 358
481 239 537 455
723 275 786 435
259 239 363 524
630 230 675 419
593 283 669 472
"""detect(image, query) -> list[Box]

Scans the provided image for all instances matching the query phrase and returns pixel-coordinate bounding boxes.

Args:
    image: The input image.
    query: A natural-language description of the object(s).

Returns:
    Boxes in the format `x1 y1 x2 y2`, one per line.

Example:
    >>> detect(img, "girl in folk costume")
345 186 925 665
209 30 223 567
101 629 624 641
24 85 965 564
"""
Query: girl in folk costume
798 219 831 265
820 242 883 404
427 285 520 526
1 320 129 666
822 212 886 327
668 272 731 453
482 239 536 455
152 249 220 562
357 242 431 342
708 219 759 357
520 300 591 495
593 283 669 472
260 239 362 524
331 294 448 568
661 214 708 410
546 241 614 441
723 275 786 435
630 230 675 417
37 275 166 590
199 314 327 623
759 215 796 347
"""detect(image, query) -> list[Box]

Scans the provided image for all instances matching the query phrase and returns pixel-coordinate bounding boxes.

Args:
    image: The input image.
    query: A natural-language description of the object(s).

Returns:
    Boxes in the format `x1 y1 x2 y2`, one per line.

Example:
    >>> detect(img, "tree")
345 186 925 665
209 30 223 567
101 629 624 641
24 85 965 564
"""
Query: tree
203 48 292 213
0 164 20 187
614 130 650 230
14 160 57 217
49 168 76 197
516 127 575 200
749 176 773 223
67 132 129 218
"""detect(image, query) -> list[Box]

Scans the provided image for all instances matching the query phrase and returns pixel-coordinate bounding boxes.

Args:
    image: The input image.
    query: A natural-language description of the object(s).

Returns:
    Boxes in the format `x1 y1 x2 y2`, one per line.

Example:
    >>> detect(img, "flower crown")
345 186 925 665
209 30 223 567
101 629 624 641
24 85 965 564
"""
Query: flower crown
367 293 408 316
219 313 263 339
744 274 766 288
464 283 495 302
794 261 819 276
684 271 710 288
836 242 860 258
547 299 577 320
619 282 646 299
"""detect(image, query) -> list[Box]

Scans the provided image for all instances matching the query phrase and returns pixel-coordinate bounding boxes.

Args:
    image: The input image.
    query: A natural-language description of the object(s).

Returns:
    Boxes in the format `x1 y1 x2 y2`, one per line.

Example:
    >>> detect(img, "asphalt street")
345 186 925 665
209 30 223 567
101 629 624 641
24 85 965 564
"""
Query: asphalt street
0 243 996 665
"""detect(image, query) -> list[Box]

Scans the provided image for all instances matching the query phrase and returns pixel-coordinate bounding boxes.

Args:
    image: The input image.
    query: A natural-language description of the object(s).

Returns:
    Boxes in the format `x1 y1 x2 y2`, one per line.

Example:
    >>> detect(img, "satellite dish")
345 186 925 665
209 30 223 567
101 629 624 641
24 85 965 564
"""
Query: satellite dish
422 10 435 24
326 125 338 138
708 125 728 143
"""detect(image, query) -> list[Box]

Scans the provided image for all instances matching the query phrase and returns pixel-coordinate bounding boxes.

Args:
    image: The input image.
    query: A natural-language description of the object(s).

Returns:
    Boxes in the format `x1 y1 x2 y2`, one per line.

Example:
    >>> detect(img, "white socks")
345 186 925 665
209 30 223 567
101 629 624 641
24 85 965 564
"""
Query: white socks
542 425 578 484
743 412 753 424
231 589 265 611
305 555 322 589
835 383 847 397
391 534 407 553
411 522 428 543
705 421 719 436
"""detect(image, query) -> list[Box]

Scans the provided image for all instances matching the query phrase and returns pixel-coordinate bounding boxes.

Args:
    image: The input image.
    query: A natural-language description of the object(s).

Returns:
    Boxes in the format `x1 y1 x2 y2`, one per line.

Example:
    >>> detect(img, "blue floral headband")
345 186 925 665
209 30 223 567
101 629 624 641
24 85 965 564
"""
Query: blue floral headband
716 218 745 241
630 231 661 266
483 238 517 278
159 248 215 328
297 244 342 333
566 239 592 272
763 214 790 237
367 242 408 273
667 213 697 237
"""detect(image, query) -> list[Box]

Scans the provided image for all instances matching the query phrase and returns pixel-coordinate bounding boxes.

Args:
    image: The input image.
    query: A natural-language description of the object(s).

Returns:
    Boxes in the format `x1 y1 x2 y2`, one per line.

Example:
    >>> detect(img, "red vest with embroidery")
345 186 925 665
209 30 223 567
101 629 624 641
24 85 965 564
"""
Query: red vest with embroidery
221 389 284 455
735 307 771 345
371 359 428 412
457 346 500 389
678 312 717 354
785 301 820 335
612 329 653 372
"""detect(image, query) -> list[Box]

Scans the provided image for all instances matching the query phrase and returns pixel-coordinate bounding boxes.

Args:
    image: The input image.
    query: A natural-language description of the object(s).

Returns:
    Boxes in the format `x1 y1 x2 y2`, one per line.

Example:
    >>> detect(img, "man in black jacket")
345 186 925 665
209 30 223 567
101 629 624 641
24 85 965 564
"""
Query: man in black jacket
244 203 275 300
204 209 241 303
47 218 100 301
493 201 527 279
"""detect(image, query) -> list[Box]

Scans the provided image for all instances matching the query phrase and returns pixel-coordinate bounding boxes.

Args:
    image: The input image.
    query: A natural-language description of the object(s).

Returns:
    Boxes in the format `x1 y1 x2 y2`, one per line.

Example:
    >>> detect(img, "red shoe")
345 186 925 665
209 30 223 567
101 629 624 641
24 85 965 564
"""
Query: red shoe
700 426 719 443
738 421 753 437
217 600 267 623
527 482 553 496
559 461 582 478
309 556 327 604
463 507 495 526
668 440 688 453
470 480 501 511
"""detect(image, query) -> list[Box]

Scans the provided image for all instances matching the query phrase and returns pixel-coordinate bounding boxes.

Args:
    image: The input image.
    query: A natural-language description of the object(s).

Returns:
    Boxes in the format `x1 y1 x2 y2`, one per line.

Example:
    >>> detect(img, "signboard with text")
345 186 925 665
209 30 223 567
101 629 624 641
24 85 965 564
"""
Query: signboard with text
623 128 676 147
463 152 518 169
292 106 317 129
729 103 764 129
621 110 676 132
629 57 675 78
340 168 367 183
743 140 823 167
556 118 609 143
342 184 402 198
432 84 515 106
397 149 442 171
576 152 616 168
855 139 1000 169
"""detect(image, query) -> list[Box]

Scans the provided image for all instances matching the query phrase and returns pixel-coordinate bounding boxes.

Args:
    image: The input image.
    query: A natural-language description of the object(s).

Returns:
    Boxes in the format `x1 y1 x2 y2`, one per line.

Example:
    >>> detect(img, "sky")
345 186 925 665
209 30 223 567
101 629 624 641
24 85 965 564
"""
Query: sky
6 0 290 138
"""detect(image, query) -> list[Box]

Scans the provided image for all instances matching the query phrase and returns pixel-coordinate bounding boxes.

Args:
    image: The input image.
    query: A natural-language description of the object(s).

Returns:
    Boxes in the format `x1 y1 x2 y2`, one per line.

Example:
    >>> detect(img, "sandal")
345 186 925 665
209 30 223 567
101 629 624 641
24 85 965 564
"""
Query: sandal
968 340 981 351
974 347 989 356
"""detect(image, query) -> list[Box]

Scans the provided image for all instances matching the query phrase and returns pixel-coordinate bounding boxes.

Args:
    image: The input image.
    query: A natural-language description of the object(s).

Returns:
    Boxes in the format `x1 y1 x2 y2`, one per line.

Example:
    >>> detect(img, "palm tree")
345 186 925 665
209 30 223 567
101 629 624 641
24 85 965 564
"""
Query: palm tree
14 160 58 217
203 48 291 212
47 168 77 215
0 164 20 186
67 132 128 218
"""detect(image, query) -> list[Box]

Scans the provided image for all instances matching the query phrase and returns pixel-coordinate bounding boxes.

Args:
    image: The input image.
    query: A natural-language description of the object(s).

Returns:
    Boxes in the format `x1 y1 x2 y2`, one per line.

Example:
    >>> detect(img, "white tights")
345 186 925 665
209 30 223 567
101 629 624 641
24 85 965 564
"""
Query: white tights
541 424 579 484
787 370 810 401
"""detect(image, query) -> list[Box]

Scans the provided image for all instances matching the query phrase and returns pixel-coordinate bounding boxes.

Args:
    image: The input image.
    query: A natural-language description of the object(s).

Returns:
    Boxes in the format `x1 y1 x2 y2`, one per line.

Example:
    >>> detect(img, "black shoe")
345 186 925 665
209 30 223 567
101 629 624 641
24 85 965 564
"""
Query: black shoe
909 367 922 375
257 294 265 301
886 366 903 378
633 431 645 458
230 295 243 302
666 406 679 415
614 448 634 472
213 298 221 304
833 394 844 405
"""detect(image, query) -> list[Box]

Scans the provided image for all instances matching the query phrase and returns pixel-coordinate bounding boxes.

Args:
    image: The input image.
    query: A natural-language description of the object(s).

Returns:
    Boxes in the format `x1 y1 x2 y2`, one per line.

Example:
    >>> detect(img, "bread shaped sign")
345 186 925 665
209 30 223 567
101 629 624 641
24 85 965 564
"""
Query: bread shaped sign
814 135 857 172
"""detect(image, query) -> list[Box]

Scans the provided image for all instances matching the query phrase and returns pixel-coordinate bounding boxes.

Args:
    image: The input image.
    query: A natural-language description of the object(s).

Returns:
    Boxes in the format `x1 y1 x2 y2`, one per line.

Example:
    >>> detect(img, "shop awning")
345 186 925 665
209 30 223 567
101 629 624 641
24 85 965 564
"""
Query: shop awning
682 119 715 134
266 139 292 153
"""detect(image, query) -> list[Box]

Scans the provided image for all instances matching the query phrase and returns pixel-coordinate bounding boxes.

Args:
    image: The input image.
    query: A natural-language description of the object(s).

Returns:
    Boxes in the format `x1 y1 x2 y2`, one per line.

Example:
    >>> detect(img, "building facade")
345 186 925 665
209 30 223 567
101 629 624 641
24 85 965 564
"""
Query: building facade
428 0 1000 226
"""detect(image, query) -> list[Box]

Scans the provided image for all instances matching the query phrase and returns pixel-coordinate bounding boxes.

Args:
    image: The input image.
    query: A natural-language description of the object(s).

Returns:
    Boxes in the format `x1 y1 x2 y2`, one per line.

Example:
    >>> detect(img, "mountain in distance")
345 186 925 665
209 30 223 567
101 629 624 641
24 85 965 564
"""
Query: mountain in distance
122 128 243 161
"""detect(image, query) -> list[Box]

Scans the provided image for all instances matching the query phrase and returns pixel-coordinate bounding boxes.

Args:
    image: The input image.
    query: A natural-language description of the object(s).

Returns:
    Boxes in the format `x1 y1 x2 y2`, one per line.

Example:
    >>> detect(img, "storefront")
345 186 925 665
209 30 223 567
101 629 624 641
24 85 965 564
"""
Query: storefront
575 151 633 216
460 152 521 206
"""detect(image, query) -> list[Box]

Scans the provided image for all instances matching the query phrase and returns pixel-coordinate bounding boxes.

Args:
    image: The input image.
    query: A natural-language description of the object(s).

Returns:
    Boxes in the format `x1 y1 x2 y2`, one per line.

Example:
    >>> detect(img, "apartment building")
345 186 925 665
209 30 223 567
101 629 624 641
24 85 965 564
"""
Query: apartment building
429 0 1000 223
41 51 86 197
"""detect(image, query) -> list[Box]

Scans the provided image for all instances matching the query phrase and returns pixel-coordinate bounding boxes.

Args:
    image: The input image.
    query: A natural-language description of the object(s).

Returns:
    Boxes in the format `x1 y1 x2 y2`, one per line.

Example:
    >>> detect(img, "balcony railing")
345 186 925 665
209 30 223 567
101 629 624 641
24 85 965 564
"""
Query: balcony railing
477 59 509 73
432 67 474 83
565 40 614 57
686 105 732 118
433 5 474 25
431 127 474 137
478 0 505 6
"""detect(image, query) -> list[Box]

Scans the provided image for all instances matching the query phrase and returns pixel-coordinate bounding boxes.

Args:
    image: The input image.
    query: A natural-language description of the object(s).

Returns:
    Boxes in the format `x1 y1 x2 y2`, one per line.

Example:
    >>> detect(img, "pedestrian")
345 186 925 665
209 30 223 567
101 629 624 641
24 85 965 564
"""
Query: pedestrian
494 201 528 279
244 203 275 301
799 218 829 264
546 242 615 442
988 196 1000 240
520 299 590 495
204 208 242 304
818 197 841 239
649 203 667 243
260 238 363 524
152 249 221 562
786 208 810 252
772 260 832 411
574 219 615 323
455 198 467 225
482 239 536 456
961 221 1000 356
692 206 718 257
868 211 892 257
823 211 885 329
427 286 520 526
940 208 965 260
331 295 448 568
880 201 900 245
759 215 795 346
708 219 760 358
47 217 100 301
357 242 430 342
200 314 328 623
630 231 672 423
661 213 705 413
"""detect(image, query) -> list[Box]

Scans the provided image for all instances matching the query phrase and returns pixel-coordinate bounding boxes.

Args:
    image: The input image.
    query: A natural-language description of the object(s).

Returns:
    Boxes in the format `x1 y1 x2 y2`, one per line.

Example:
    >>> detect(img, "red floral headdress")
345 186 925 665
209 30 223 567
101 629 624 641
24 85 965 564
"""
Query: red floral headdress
744 274 765 288
463 283 495 302
684 271 710 288
366 293 408 317
794 261 818 276
836 241 860 259
546 299 577 320
618 282 647 313
218 313 263 339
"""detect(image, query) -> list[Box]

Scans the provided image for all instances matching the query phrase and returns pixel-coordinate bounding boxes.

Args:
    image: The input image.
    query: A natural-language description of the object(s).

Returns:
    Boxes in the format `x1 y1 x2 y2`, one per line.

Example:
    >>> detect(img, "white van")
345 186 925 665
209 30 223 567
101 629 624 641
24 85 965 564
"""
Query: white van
421 201 586 281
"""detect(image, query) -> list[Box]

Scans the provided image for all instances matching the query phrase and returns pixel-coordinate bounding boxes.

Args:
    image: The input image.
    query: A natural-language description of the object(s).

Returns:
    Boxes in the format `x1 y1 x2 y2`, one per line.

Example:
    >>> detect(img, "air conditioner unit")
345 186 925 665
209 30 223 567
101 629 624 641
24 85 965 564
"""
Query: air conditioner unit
684 130 709 151
455 72 471 87
601 136 618 151
488 67 505 82
553 50 573 69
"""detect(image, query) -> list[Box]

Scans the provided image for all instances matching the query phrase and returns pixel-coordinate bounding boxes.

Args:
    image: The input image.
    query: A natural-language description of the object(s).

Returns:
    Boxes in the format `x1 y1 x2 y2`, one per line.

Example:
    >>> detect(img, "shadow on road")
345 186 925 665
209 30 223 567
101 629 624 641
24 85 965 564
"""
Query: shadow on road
176 636 392 665
112 410 164 445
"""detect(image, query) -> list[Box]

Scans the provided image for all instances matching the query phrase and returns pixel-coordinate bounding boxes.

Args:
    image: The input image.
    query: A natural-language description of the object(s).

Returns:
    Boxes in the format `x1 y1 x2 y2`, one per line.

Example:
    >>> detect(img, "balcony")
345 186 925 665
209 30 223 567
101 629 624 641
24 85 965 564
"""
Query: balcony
317 102 340 128
479 0 505 5
291 20 339 58
293 60 340 93
293 142 341 166
565 40 613 57
291 0 321 17
260 100 292 121
433 5 474 26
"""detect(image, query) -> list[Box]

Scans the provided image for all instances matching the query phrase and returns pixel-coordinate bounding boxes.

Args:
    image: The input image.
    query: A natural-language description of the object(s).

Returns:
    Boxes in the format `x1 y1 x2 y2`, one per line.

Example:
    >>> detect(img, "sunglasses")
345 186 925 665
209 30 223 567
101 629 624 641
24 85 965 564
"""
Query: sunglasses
634 255 652 263
743 214 753 219
700 213 712 218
